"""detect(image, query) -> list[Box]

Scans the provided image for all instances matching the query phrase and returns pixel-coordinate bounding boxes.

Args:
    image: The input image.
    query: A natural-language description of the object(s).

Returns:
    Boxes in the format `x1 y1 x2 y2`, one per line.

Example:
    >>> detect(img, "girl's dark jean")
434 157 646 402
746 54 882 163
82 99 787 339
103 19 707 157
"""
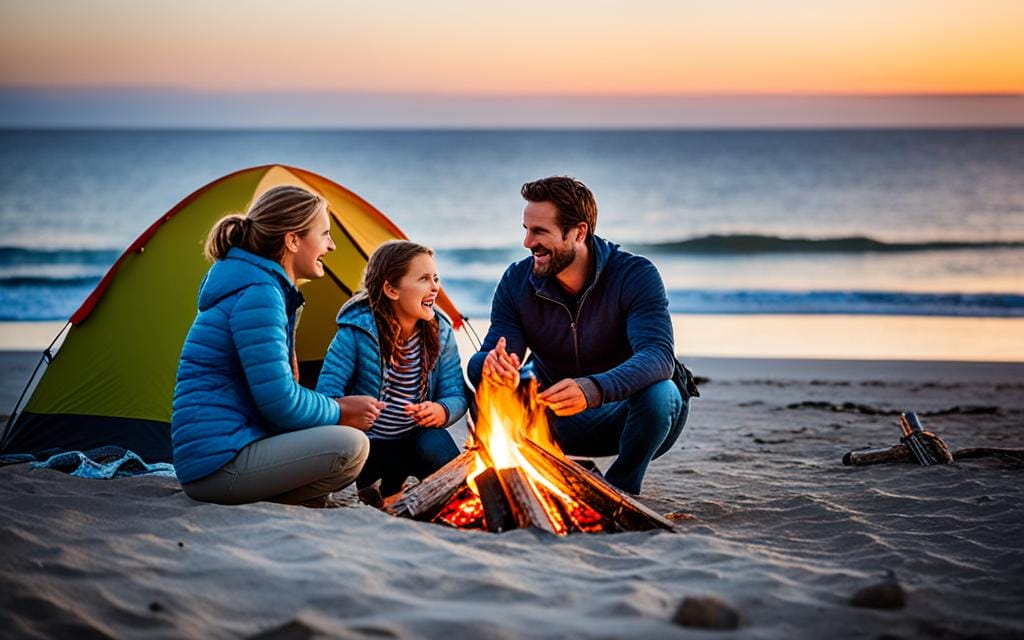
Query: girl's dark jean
356 428 460 497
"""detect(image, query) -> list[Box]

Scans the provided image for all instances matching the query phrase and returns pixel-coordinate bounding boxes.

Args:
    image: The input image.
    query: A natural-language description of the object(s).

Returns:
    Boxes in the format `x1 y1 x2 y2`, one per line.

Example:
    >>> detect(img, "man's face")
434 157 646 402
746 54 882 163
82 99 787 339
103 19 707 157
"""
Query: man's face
523 200 577 278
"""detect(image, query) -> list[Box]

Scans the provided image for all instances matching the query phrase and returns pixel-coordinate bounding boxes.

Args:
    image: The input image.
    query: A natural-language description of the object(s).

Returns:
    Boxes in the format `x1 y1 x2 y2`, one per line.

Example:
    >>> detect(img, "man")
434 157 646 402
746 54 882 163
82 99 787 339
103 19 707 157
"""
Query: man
467 176 695 495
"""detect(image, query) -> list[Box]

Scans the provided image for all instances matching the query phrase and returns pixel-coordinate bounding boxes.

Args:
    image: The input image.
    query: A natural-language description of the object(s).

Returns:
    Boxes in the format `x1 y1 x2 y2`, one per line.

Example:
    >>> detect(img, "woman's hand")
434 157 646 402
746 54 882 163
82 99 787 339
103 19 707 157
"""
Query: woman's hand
336 396 386 431
405 402 447 428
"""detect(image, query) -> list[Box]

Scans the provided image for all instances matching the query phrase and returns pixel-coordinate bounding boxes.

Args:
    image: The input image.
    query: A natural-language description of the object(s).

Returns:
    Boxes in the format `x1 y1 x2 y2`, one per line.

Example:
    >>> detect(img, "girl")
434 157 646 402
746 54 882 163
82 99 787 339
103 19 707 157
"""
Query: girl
316 241 467 499
172 186 370 506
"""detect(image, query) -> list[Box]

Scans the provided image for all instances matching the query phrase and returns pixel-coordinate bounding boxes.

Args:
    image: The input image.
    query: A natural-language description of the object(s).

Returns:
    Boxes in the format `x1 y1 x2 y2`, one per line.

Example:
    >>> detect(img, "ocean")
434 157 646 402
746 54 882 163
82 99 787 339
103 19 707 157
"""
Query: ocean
1 129 1022 322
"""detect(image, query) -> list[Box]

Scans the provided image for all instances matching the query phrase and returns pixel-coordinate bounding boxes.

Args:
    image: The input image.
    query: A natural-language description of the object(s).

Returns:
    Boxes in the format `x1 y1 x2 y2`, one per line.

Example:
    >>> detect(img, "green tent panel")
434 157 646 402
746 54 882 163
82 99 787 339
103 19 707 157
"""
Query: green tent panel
1 165 463 462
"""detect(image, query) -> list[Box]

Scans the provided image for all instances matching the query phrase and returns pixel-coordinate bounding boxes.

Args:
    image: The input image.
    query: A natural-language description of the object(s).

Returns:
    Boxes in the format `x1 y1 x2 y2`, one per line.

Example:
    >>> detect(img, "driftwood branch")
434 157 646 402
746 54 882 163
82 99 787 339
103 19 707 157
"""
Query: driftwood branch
952 448 1024 464
844 444 1024 467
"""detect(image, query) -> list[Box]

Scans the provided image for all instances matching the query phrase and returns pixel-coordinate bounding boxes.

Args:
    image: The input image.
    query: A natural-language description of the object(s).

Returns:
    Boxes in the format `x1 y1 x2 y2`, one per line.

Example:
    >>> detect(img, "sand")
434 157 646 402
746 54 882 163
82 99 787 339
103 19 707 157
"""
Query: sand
2 354 1023 639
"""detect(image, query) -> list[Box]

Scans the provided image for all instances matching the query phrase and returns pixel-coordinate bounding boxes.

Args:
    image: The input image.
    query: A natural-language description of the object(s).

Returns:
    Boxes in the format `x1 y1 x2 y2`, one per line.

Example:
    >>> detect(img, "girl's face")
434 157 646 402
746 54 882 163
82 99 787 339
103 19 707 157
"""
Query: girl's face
384 253 440 331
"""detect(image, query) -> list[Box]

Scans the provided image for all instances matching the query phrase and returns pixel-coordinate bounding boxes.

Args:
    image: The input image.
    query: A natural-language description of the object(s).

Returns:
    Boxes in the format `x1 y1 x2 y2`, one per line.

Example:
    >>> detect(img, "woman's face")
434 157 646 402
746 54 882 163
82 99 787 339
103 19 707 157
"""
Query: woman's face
385 253 440 330
288 207 335 282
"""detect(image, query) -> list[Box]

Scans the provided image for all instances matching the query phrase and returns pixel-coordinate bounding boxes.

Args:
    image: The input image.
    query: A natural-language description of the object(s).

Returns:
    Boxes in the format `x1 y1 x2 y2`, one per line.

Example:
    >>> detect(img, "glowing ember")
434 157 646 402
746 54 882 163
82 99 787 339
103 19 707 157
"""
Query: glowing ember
435 485 484 529
387 367 673 534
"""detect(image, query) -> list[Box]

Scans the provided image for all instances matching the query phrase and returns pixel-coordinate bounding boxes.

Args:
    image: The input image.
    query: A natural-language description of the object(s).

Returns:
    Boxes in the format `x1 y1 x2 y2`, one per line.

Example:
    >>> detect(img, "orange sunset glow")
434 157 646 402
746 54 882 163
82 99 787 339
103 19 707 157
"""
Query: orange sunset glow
1 0 1021 94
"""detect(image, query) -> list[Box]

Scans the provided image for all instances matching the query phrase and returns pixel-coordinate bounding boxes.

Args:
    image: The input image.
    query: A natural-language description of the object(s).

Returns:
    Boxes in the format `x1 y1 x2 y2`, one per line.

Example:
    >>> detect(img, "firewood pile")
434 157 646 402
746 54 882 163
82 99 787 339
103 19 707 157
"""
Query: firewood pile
382 379 675 534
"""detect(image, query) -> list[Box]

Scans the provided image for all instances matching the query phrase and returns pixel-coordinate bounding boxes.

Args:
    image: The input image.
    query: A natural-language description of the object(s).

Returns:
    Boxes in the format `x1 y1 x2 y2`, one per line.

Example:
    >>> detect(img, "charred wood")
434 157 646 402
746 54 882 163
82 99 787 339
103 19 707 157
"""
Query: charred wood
519 439 675 532
384 449 476 520
476 467 515 532
496 467 562 534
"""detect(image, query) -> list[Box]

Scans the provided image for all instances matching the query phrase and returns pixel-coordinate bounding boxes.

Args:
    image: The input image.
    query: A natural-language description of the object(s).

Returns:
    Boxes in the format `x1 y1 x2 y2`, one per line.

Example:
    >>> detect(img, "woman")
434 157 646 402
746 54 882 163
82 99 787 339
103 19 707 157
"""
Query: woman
172 186 369 506
316 241 467 500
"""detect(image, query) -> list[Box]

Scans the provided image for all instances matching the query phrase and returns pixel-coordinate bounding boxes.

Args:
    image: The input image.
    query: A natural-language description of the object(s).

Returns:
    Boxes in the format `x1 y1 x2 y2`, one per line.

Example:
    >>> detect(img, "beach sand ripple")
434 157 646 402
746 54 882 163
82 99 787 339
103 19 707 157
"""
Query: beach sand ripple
2 357 1023 638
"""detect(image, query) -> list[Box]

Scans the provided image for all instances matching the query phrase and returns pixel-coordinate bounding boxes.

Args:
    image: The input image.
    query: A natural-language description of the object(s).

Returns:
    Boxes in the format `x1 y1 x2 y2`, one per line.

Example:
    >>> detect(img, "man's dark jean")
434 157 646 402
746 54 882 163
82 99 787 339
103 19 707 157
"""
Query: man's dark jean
551 379 688 495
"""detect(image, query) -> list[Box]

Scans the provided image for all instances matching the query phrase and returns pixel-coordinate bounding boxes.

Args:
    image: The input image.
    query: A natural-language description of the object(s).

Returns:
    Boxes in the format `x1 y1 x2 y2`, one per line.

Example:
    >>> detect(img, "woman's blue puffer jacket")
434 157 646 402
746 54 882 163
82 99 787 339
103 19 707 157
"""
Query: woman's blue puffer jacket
315 299 468 430
172 248 340 484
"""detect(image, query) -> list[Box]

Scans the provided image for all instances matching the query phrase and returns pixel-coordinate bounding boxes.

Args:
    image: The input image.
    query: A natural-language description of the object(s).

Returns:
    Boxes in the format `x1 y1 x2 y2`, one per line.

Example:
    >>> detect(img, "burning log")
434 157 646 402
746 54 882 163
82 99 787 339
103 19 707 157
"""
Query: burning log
497 467 563 534
519 439 675 532
475 467 514 532
383 375 679 534
384 449 477 520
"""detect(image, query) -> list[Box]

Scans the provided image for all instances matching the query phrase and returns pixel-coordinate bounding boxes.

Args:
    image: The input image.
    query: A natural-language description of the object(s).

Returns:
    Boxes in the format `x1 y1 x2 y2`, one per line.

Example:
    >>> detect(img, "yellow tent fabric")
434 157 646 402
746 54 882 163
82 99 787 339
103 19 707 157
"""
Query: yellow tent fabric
1 165 464 461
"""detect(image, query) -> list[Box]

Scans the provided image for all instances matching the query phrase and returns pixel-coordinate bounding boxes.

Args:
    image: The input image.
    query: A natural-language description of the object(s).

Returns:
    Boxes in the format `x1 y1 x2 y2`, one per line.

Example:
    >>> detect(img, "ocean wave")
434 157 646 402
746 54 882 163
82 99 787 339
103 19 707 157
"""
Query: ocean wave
2 277 1021 322
626 234 1024 255
0 246 121 267
662 289 1024 317
438 281 1024 319
0 275 102 287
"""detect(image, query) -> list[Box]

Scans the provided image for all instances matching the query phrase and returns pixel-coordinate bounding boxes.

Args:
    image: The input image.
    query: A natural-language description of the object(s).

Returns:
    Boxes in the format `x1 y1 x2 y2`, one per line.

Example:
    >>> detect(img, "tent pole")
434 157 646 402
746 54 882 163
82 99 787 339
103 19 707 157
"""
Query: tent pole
462 317 482 352
0 322 71 450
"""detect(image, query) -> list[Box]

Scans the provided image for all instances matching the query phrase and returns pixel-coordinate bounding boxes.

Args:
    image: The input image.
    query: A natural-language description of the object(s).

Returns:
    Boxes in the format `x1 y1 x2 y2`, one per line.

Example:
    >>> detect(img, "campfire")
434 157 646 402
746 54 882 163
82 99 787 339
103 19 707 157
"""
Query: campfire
382 377 675 534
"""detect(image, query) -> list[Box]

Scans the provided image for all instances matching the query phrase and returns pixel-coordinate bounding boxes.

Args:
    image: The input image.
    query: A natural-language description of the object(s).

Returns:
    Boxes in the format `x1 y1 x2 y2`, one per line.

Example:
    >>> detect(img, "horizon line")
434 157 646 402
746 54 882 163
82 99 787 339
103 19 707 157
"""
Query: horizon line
2 85 1022 99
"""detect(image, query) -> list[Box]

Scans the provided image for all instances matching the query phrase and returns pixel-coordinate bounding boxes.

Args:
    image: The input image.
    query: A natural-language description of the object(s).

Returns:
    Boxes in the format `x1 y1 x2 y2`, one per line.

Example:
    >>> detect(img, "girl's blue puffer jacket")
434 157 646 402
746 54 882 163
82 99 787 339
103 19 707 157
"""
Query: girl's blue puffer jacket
171 248 341 484
315 299 468 432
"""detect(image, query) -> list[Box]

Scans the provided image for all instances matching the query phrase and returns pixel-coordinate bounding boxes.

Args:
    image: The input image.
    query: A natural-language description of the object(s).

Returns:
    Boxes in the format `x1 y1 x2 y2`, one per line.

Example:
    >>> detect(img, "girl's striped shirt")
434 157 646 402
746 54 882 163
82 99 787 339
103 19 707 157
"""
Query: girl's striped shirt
368 331 423 440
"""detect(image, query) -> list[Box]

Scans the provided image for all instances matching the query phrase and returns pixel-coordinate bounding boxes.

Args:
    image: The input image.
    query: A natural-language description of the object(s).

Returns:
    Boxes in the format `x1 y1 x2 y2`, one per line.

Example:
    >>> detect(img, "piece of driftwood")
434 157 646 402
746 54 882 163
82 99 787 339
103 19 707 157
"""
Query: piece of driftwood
953 447 1024 465
844 444 1024 467
844 412 960 468
384 449 476 519
520 438 676 532
476 467 514 532
843 444 910 466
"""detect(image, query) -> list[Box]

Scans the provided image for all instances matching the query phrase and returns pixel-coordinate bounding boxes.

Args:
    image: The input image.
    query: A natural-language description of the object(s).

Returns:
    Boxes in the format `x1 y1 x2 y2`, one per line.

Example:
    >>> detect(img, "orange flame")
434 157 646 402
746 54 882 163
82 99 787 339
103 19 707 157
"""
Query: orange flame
463 376 604 534
469 376 561 483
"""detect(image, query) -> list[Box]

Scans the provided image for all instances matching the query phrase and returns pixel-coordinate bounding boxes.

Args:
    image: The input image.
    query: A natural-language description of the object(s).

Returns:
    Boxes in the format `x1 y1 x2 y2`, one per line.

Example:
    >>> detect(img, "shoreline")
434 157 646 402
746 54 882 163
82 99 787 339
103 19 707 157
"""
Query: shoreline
4 350 1022 421
3 313 1023 362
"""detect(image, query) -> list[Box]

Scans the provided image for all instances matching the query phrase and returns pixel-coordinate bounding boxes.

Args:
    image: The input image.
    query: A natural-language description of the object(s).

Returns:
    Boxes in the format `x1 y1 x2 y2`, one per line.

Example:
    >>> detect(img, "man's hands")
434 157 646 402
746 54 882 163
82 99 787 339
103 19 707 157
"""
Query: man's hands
336 395 386 431
482 336 588 416
538 378 588 416
482 336 521 388
405 402 447 427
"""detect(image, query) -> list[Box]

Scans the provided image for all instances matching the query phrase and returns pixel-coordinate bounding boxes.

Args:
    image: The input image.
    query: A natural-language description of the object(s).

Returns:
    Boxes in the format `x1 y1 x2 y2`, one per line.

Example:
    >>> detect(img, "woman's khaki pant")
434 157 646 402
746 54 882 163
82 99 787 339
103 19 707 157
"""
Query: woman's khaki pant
182 425 369 506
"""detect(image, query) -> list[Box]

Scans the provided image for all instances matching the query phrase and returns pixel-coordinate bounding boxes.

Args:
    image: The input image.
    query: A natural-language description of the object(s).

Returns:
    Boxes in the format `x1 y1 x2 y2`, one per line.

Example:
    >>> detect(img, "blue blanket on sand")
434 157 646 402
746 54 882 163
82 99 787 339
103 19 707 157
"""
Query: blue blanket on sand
25 446 177 479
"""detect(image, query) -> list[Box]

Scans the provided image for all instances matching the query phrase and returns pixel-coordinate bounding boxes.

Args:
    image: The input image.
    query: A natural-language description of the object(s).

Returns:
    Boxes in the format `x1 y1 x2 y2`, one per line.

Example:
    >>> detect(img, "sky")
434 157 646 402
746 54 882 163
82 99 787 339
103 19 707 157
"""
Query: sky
1 0 1022 127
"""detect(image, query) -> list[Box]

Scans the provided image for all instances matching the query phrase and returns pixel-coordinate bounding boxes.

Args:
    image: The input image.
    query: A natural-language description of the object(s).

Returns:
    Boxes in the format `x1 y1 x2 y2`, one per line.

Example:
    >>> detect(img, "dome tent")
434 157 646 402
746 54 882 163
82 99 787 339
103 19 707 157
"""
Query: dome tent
1 165 464 462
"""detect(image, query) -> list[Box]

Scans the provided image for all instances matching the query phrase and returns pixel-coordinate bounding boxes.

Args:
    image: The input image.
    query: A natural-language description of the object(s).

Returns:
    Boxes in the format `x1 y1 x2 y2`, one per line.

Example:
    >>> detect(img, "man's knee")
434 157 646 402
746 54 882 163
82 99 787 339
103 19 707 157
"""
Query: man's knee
628 378 683 422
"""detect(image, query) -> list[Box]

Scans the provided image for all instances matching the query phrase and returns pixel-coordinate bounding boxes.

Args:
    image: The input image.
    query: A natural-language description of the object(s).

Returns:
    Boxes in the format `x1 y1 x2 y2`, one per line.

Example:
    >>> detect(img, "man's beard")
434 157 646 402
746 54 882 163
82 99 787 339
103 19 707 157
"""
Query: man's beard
532 243 576 278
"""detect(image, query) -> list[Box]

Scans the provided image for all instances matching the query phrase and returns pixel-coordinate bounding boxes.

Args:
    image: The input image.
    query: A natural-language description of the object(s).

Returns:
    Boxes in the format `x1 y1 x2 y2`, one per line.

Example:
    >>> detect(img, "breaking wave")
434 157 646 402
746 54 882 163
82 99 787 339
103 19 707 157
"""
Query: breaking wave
626 234 1024 255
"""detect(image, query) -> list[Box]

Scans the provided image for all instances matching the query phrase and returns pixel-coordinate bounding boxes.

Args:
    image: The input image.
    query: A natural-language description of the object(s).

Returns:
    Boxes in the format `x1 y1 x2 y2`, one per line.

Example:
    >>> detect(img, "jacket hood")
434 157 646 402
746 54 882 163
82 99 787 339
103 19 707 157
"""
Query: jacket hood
198 247 298 311
336 295 379 336
528 234 619 297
